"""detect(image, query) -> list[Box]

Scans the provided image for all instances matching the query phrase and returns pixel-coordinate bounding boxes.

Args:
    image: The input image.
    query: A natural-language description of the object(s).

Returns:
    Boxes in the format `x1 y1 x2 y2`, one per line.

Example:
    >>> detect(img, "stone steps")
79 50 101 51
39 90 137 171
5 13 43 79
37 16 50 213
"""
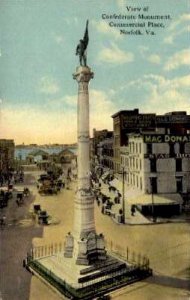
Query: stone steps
80 257 121 275
78 261 127 283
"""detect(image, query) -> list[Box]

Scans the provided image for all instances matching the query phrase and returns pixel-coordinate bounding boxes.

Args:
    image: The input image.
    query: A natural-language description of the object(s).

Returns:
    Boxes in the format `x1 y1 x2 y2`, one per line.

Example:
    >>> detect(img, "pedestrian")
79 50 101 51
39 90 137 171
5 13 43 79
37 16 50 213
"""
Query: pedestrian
1 215 6 227
23 259 26 268
131 205 136 216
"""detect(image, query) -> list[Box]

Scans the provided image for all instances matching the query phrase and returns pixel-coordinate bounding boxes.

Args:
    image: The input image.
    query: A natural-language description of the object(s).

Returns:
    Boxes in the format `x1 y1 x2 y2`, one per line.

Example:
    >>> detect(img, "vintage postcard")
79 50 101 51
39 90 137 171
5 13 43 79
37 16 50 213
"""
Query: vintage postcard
0 1 189 299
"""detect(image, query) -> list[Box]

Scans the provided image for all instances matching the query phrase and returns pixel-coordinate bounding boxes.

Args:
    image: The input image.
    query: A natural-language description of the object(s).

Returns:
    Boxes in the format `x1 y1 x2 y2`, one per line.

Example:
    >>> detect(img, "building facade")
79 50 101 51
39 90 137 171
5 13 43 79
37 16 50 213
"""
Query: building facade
92 128 113 157
112 110 190 173
0 139 15 174
97 138 114 170
121 133 190 196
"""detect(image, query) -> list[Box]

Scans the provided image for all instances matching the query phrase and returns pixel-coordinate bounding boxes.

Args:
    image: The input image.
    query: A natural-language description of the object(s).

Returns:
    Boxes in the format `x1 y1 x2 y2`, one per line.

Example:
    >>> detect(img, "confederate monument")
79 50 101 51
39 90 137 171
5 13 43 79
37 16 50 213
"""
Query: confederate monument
26 21 152 300
64 20 106 264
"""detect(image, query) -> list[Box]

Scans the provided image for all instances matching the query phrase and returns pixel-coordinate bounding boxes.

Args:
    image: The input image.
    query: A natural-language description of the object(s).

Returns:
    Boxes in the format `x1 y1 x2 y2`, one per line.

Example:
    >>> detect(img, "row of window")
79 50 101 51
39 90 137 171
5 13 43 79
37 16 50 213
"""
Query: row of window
150 176 183 193
121 156 142 171
147 143 189 155
129 141 142 154
127 173 143 190
150 158 183 172
127 174 184 193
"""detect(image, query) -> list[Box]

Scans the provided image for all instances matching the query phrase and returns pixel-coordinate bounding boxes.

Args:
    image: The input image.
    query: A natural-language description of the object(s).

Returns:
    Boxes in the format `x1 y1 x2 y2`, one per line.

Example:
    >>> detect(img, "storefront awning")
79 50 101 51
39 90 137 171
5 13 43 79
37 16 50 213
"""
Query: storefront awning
127 193 183 205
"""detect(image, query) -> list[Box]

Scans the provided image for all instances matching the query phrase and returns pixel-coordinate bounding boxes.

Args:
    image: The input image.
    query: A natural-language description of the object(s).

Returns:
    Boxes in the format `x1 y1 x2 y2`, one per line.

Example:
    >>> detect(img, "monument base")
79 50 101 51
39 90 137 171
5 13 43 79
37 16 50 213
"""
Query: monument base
27 252 152 300
64 231 107 265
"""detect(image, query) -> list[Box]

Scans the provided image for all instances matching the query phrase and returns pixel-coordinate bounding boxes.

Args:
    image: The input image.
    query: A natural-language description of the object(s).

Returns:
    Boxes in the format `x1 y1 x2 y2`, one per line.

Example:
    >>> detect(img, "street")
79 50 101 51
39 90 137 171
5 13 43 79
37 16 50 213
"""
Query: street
0 171 43 300
1 167 190 300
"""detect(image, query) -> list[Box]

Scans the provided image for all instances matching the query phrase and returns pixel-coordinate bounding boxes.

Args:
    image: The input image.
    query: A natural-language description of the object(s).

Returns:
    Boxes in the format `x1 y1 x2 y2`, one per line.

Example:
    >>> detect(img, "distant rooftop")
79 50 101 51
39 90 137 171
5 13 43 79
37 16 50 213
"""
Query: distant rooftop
112 109 188 118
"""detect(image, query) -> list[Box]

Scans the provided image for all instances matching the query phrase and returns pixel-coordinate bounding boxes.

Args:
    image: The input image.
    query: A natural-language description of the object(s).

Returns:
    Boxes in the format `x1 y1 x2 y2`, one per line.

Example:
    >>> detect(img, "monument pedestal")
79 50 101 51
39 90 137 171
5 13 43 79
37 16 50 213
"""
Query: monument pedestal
27 251 152 300
64 231 106 265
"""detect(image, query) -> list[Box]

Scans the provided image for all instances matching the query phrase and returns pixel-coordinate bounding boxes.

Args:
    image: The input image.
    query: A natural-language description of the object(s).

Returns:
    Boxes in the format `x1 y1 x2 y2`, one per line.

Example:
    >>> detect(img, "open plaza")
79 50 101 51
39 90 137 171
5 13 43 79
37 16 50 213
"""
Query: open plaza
1 164 190 299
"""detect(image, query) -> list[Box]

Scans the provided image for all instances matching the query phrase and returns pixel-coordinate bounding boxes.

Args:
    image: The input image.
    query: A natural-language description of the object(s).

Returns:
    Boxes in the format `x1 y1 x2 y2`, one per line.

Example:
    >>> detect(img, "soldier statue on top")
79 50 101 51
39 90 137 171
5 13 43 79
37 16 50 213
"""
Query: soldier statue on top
76 20 89 66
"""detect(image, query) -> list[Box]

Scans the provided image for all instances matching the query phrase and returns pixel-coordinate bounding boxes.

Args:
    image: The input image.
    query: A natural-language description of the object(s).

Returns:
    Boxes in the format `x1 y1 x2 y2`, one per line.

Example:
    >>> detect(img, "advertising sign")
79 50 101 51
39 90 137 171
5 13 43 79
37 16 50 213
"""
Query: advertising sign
143 135 190 143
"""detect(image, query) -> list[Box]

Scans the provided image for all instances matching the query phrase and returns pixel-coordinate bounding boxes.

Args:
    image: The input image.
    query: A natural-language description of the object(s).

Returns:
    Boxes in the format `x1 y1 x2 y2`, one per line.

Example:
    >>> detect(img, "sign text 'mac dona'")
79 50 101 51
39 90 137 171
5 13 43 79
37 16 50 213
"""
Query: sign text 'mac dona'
143 135 190 143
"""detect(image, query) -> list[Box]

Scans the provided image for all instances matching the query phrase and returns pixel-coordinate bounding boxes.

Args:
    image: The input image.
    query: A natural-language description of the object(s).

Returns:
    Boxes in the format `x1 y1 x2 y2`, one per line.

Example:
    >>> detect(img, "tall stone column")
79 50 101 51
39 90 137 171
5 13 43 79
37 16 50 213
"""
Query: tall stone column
73 66 95 238
64 66 106 265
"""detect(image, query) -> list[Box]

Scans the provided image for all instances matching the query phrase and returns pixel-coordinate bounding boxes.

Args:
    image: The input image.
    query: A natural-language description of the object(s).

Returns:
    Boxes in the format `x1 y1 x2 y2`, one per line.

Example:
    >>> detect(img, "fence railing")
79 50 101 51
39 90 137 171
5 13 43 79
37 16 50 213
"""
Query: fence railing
30 242 64 259
27 256 151 298
105 239 150 269
29 239 150 270
27 239 152 299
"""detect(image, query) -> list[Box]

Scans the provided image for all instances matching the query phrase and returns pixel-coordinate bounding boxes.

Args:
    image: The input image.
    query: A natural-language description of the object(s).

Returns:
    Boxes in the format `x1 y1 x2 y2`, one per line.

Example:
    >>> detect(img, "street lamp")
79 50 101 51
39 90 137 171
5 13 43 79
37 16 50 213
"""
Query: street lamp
119 166 127 224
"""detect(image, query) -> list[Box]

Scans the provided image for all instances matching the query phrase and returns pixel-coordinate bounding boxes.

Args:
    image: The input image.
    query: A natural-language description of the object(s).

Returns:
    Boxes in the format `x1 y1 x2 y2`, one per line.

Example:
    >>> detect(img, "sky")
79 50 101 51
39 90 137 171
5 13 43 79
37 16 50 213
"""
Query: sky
0 0 189 144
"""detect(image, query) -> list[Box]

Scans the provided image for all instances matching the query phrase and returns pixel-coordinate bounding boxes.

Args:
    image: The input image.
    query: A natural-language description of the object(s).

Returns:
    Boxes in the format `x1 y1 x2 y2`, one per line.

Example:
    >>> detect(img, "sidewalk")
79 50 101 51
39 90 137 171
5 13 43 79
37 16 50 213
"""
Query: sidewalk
99 180 151 225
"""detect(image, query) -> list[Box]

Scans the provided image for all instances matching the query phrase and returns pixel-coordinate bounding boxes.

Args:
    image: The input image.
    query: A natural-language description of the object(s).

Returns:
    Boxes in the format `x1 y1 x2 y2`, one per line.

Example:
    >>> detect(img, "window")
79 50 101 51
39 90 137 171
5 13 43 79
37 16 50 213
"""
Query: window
169 143 175 156
136 143 138 153
139 143 142 154
174 143 180 154
180 143 185 154
147 143 152 154
150 177 157 194
176 158 182 172
132 142 135 153
139 159 142 170
176 176 183 193
150 158 157 172
136 159 138 170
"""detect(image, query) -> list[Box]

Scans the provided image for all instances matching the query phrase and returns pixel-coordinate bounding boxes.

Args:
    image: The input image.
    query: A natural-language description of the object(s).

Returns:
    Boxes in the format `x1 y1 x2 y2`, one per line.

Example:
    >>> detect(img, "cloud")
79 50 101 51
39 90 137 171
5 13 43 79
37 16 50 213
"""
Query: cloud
169 14 190 31
90 89 117 131
138 46 160 65
172 75 190 88
164 14 190 44
92 20 121 40
164 25 190 44
117 0 126 10
0 106 76 144
1 89 117 144
164 49 190 71
39 76 60 95
147 54 161 65
63 95 76 106
54 35 64 45
98 43 134 64
138 45 149 56
121 74 190 114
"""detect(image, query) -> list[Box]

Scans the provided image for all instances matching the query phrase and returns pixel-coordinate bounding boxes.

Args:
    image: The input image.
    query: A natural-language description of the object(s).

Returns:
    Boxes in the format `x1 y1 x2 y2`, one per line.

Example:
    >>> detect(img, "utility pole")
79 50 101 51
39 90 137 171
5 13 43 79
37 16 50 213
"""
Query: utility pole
120 166 127 224
150 177 155 222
